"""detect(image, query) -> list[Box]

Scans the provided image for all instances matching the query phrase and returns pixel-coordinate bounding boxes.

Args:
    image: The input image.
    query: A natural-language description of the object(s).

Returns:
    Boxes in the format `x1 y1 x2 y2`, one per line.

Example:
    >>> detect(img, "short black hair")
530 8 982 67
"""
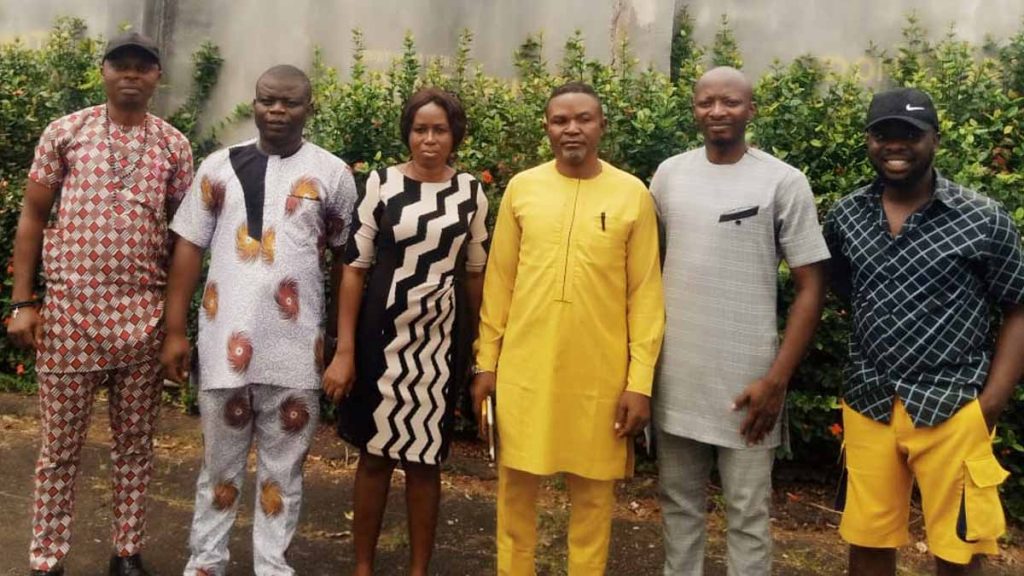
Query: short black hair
400 88 467 154
545 81 603 117
256 64 312 102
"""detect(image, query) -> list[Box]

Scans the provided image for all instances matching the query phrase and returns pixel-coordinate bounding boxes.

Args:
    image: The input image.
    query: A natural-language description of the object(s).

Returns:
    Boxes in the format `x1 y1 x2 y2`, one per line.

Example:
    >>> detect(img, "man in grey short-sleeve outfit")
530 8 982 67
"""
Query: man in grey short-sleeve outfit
650 66 829 575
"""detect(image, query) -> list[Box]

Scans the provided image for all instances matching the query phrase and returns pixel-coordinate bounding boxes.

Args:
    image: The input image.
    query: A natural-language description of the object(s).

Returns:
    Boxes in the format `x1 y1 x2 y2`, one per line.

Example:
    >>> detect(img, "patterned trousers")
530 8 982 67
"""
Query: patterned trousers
184 384 320 576
29 360 163 572
656 430 775 576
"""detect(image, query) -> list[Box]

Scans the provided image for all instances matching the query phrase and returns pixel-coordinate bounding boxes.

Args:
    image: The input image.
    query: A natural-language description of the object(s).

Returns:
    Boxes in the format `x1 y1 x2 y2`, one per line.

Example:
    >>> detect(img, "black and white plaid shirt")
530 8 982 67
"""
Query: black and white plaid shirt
824 173 1024 427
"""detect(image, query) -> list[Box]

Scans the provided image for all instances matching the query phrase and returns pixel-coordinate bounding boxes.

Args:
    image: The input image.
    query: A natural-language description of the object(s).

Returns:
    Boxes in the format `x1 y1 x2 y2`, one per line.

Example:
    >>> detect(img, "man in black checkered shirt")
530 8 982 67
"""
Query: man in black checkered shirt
824 87 1024 576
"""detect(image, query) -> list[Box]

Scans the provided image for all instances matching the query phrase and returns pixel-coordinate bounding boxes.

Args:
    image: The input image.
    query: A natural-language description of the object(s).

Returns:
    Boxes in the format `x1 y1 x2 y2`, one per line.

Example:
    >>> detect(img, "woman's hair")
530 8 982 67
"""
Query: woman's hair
400 88 467 156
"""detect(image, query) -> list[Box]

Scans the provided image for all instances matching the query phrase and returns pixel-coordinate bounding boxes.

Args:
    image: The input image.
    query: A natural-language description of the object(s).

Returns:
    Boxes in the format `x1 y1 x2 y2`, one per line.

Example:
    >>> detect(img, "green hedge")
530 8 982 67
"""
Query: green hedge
301 14 1024 520
2 14 1023 520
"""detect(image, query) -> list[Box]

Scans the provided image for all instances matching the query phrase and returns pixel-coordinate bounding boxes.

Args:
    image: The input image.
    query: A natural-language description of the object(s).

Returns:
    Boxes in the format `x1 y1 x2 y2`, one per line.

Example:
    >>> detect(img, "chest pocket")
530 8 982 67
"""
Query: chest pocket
121 155 173 216
284 195 326 251
283 176 328 248
285 193 323 220
578 213 628 263
718 205 759 223
716 204 771 244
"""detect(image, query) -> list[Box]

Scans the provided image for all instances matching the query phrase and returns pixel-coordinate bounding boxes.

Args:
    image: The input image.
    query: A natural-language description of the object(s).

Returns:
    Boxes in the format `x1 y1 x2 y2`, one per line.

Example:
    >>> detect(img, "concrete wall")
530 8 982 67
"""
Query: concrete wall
2 0 1022 140
0 0 148 44
166 0 673 141
680 0 1024 82
0 0 673 140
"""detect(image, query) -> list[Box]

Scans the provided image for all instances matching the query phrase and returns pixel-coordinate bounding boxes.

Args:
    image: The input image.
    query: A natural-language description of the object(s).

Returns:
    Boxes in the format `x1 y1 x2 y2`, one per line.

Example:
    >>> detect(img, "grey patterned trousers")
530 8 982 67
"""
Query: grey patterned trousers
656 429 775 576
183 384 320 576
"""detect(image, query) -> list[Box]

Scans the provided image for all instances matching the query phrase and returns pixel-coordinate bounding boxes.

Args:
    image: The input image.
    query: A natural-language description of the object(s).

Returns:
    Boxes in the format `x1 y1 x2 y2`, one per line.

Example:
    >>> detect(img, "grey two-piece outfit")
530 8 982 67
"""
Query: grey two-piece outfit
650 148 830 575
171 140 356 575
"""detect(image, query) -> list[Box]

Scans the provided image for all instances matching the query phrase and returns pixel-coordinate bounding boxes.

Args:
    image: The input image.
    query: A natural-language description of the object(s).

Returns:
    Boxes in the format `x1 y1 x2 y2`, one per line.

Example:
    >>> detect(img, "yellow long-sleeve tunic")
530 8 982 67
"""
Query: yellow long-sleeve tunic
476 160 665 480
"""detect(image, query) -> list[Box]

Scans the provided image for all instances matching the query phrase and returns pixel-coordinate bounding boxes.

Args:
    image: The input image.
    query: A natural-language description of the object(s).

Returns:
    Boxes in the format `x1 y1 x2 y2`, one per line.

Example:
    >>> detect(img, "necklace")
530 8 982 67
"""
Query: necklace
105 106 150 187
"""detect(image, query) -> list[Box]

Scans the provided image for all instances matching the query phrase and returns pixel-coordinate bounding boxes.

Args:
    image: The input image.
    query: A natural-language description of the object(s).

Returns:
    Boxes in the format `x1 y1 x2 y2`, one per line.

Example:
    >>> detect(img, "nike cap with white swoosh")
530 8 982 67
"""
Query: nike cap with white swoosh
866 87 939 132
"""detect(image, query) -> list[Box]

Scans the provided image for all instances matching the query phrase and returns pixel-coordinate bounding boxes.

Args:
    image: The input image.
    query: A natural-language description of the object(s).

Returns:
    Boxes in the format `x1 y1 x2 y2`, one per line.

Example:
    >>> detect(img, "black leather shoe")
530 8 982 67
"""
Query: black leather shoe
29 569 64 576
108 554 151 576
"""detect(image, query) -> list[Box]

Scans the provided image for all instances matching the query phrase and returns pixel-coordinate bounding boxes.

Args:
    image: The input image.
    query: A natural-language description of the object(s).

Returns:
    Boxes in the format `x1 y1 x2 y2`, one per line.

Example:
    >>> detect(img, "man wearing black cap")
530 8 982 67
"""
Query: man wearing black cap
824 87 1024 575
8 31 192 576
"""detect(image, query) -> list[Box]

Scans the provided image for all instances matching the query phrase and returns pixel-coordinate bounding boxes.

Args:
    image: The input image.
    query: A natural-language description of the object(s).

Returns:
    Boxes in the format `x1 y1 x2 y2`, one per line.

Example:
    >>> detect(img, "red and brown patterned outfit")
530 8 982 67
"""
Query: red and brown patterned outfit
26 104 192 571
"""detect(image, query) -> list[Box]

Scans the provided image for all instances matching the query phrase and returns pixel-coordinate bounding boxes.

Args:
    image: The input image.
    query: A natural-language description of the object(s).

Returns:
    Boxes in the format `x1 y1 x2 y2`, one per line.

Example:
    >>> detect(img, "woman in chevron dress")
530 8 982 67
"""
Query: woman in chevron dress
323 88 488 576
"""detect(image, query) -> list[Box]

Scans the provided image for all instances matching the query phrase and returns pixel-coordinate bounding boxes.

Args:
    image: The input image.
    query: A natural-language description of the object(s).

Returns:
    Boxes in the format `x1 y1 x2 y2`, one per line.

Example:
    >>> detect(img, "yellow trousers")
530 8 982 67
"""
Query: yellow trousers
497 466 616 576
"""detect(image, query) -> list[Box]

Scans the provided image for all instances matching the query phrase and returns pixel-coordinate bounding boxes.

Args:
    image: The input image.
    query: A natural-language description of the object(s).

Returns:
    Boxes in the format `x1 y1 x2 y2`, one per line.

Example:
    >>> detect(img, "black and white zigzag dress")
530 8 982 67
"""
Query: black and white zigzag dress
339 166 488 464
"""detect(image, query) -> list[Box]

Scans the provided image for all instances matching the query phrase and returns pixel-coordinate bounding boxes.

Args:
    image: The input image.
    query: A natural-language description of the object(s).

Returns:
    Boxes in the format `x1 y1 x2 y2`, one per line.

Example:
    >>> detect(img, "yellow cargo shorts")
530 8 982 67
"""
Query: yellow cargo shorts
838 397 1009 564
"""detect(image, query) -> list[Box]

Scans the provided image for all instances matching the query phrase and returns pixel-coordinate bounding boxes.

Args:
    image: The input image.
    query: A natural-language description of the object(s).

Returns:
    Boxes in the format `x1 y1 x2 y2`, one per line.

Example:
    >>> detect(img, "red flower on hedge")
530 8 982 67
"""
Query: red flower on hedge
480 170 494 185
16 363 25 375
829 423 843 437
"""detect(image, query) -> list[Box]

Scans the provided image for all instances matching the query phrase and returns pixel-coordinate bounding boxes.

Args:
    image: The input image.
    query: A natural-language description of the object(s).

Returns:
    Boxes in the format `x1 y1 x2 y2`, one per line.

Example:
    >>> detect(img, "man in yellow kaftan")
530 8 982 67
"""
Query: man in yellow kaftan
471 82 665 575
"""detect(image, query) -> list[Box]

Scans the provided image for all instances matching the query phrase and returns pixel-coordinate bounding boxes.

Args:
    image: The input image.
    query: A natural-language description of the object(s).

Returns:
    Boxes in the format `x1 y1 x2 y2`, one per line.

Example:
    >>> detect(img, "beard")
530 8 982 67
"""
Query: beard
701 125 745 149
559 146 588 165
705 133 742 147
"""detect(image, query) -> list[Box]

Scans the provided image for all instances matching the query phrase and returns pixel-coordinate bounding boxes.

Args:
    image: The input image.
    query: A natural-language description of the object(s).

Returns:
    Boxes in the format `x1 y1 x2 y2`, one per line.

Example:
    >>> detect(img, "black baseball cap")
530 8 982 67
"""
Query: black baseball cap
866 87 939 132
103 32 161 67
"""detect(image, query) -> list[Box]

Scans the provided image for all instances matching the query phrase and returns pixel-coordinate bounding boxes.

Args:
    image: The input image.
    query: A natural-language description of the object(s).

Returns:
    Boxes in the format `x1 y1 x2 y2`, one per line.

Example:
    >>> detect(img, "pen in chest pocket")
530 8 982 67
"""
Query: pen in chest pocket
601 211 606 231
